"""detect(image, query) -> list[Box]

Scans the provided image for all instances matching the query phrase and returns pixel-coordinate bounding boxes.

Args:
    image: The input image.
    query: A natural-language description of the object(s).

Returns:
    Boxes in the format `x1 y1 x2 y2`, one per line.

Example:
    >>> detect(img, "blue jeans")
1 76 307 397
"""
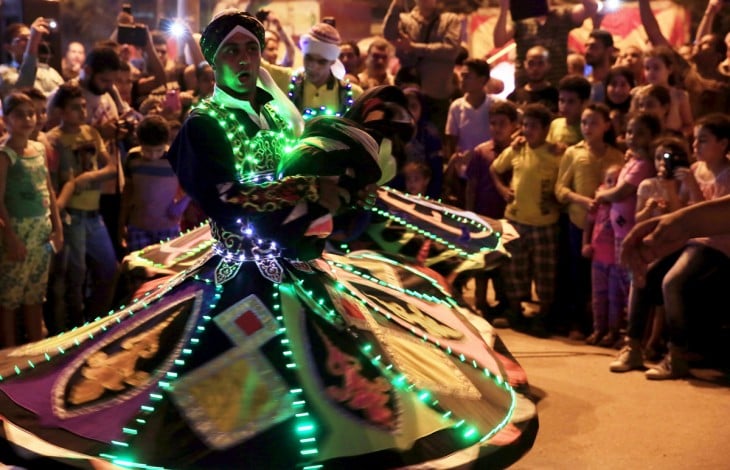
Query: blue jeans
53 211 118 327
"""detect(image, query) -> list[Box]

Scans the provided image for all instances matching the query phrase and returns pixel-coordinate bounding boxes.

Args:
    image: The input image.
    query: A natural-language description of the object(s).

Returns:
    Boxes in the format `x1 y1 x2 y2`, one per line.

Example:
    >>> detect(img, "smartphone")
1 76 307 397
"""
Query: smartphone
46 18 59 31
118 24 147 47
163 89 181 114
510 0 548 21
122 3 132 15
662 152 689 179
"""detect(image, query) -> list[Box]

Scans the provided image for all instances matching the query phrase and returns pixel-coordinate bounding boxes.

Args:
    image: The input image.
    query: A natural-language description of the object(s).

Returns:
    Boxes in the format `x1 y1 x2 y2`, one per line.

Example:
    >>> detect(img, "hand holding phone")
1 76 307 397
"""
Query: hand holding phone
164 89 182 114
118 24 148 47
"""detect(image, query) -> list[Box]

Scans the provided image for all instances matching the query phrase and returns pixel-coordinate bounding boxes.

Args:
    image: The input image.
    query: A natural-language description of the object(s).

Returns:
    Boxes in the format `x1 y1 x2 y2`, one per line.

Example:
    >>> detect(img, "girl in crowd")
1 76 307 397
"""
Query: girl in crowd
595 112 662 331
0 92 63 347
634 84 671 128
555 102 625 339
583 164 622 346
603 66 636 150
633 136 697 359
633 47 693 137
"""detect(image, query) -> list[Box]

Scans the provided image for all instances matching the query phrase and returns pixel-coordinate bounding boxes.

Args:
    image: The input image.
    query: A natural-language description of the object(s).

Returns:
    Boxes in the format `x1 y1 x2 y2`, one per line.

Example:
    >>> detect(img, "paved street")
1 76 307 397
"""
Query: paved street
498 328 730 469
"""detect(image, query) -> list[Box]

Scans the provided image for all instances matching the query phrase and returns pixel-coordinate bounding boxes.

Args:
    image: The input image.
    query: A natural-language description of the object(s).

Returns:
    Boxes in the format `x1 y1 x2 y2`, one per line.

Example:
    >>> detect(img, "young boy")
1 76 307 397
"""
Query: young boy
465 100 521 322
46 83 118 330
548 75 592 149
507 46 559 114
466 100 519 222
546 74 591 337
490 103 561 336
443 58 493 209
120 115 189 252
402 161 432 197
444 58 493 160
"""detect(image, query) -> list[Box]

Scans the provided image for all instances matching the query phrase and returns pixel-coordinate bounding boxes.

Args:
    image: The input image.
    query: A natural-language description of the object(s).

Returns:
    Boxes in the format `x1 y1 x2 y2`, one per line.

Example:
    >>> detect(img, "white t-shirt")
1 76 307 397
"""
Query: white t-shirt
445 94 493 153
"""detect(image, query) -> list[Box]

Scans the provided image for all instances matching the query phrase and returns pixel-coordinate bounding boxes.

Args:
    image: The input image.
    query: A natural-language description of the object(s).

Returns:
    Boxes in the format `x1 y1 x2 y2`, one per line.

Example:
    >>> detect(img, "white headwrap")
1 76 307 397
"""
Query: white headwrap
299 33 346 80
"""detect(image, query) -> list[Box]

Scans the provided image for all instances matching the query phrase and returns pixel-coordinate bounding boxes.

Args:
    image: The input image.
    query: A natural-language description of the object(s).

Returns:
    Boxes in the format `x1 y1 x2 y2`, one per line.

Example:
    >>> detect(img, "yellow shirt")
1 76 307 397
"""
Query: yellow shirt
492 143 562 226
555 141 625 229
547 117 582 147
262 62 363 114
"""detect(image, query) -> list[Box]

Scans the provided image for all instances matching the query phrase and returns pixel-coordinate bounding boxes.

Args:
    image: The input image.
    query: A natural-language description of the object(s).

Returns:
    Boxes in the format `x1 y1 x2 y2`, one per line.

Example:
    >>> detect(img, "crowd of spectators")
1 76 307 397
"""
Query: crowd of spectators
0 0 728 382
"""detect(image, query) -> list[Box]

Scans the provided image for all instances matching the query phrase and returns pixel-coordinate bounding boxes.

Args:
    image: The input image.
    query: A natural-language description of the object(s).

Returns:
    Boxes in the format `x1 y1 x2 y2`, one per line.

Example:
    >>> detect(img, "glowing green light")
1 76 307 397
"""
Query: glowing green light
297 423 315 433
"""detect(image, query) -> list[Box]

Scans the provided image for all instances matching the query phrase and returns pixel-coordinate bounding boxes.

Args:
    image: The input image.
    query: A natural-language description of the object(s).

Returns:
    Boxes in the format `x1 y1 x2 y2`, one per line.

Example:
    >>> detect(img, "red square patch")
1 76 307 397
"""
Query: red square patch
235 310 264 336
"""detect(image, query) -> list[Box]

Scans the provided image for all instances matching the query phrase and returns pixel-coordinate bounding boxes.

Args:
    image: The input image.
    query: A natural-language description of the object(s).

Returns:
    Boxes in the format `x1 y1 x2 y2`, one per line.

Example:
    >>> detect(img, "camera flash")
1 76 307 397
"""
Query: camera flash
170 22 186 38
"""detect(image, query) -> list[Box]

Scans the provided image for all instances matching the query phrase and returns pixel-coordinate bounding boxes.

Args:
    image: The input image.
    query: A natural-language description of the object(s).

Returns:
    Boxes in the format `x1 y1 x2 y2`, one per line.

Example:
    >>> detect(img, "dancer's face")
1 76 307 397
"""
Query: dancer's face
213 32 261 101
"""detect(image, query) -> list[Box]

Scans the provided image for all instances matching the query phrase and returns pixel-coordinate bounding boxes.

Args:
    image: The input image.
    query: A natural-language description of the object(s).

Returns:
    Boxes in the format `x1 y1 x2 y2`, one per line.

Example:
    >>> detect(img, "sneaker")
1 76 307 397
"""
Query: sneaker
609 344 644 372
645 351 689 380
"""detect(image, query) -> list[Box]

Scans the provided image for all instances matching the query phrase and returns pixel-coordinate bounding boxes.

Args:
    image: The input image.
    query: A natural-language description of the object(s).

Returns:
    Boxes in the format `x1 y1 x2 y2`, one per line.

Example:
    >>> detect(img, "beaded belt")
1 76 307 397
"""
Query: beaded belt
208 221 320 285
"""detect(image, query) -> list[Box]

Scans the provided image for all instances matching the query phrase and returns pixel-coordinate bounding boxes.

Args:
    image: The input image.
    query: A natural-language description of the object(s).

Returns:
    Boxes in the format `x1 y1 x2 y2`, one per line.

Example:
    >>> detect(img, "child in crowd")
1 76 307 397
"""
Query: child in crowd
120 115 189 253
490 104 561 337
444 58 493 159
603 66 636 150
547 75 592 149
466 100 520 321
632 135 697 359
583 164 622 346
634 85 671 129
0 92 63 347
555 103 625 338
20 87 55 189
595 112 661 343
20 88 50 148
633 47 693 137
443 59 493 208
467 100 519 220
46 84 118 329
399 161 434 267
635 137 695 223
547 74 591 335
396 87 443 200
402 161 432 197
